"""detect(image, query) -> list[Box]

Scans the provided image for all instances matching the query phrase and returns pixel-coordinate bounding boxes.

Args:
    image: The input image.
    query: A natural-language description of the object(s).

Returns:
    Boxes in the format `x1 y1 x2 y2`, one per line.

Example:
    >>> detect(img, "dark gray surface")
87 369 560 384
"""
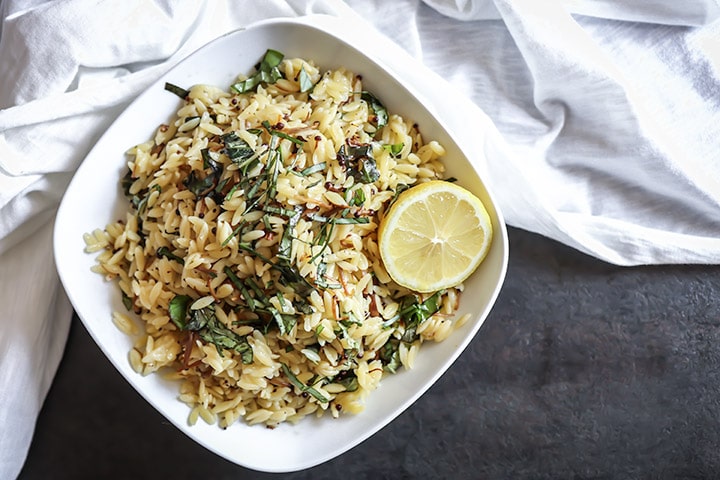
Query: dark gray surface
19 227 720 479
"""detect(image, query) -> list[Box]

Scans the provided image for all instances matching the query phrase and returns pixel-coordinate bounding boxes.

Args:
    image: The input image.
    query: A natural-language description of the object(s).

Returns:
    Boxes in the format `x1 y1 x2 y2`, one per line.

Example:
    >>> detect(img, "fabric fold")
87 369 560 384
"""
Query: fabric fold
422 0 720 25
3 0 720 478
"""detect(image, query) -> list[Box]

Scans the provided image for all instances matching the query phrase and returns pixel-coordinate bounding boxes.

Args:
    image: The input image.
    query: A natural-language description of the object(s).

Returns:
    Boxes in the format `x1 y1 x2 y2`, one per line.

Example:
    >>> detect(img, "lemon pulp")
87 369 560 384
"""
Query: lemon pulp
377 180 493 293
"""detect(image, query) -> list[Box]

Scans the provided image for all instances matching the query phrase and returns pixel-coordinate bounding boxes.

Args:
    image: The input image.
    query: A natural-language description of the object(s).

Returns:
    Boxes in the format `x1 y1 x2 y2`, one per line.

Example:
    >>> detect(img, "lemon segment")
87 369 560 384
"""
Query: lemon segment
377 180 493 293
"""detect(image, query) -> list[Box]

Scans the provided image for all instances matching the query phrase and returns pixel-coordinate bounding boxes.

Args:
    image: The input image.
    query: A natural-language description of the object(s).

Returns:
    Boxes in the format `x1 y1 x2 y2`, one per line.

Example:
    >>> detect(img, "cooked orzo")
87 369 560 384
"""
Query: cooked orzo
84 49 469 428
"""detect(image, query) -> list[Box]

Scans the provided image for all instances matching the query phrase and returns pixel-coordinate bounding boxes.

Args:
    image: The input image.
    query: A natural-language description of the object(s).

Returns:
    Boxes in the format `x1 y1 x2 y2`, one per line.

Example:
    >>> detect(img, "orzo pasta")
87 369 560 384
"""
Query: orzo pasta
85 49 468 428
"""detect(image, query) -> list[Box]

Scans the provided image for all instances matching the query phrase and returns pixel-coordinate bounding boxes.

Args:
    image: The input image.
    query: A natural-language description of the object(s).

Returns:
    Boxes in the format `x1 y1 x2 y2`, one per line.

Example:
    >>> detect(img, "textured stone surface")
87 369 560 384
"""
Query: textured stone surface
20 227 720 479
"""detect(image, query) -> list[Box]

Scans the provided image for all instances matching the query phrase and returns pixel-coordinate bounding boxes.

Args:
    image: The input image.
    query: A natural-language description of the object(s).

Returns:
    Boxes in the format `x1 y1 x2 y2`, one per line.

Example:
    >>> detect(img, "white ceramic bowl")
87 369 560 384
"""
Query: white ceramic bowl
54 15 508 473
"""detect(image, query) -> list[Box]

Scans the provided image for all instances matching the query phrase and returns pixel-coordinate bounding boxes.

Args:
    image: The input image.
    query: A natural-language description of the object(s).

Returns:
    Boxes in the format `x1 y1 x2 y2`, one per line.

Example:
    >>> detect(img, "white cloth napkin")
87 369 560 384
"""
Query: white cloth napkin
351 0 720 265
2 0 720 477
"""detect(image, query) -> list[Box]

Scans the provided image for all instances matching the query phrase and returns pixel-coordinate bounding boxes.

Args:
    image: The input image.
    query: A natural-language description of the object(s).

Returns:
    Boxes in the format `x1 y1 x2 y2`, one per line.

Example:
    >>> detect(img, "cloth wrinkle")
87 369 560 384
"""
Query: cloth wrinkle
3 1 720 478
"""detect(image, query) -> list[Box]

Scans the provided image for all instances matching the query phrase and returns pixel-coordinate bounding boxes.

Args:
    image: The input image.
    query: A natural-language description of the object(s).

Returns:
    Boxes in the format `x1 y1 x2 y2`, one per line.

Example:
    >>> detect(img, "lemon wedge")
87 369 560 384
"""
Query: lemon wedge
378 180 493 293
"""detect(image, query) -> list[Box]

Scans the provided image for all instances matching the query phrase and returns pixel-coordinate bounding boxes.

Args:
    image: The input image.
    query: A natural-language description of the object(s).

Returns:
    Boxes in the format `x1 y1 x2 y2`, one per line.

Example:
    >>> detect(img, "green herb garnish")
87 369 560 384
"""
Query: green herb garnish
156 246 185 265
121 291 134 312
361 91 388 131
299 162 327 176
332 371 359 392
337 144 380 184
168 294 252 363
261 120 305 145
383 142 404 157
222 131 254 162
298 66 314 93
379 338 402 373
169 294 192 330
281 363 329 403
398 291 442 343
348 187 366 207
164 82 189 99
231 49 285 93
184 148 223 199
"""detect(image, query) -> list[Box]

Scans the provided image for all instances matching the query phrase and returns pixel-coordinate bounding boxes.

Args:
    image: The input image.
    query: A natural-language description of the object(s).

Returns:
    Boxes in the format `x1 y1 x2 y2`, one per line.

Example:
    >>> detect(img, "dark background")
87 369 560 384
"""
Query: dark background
19 227 720 479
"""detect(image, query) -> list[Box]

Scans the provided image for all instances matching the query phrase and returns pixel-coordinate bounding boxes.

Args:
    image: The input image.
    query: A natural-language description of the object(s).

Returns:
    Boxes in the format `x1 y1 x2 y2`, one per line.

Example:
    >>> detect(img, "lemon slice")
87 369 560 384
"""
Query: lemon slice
378 180 493 293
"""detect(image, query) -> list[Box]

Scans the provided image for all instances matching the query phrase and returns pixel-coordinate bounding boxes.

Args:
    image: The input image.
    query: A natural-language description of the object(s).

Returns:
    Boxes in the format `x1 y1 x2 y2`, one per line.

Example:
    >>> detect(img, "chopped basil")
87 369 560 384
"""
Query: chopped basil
223 266 257 311
379 338 402 373
168 294 253 363
278 206 302 262
186 303 213 331
121 169 134 197
224 184 240 202
222 132 254 162
263 205 300 218
398 291 442 343
269 306 296 335
220 220 247 248
310 219 336 264
337 144 380 184
332 371 359 392
361 91 388 131
164 82 189 99
169 294 191 330
293 298 313 315
281 363 329 403
156 246 184 265
298 66 314 93
184 148 223 199
335 320 359 350
121 291 133 312
184 172 215 197
121 183 161 239
231 49 285 93
389 183 410 207
198 313 253 363
383 142 404 157
348 187 366 207
261 120 305 145
299 162 326 176
314 215 369 225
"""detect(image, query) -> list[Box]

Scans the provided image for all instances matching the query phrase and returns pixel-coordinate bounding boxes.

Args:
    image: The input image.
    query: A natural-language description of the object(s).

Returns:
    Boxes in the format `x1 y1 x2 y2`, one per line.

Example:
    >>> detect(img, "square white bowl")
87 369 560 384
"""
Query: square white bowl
54 15 508 473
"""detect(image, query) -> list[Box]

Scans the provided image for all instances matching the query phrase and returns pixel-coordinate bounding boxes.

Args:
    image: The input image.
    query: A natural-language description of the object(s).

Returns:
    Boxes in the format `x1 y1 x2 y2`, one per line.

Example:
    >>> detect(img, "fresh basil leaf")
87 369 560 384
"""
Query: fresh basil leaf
231 49 285 94
222 132 254 162
281 363 329 403
186 304 213 331
299 162 326 176
299 66 313 93
399 292 442 343
337 144 380 184
169 295 191 330
178 301 254 363
334 371 359 392
184 148 223 198
164 82 188 99
278 206 302 262
379 338 402 373
348 187 365 207
156 246 184 265
361 91 388 131
121 292 133 312
269 306 296 336
383 142 404 157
